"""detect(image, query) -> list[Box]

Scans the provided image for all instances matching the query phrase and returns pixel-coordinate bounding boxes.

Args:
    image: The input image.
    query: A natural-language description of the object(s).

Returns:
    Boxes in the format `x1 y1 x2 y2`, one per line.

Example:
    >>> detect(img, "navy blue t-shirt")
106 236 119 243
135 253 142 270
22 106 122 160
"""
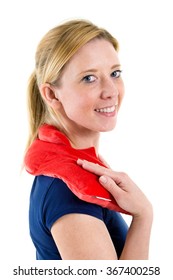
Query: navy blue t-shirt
29 175 128 259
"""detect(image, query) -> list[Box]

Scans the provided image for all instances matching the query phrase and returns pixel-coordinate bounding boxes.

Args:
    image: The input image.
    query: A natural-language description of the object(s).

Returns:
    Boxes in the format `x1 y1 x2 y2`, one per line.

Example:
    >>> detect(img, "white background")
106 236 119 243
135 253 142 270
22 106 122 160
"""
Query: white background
0 0 172 269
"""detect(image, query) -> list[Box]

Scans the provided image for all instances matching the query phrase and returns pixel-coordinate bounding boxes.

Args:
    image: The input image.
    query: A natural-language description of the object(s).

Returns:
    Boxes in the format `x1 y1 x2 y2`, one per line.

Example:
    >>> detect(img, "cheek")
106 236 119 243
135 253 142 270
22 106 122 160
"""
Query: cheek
71 94 93 111
62 98 84 119
59 88 95 117
118 83 125 104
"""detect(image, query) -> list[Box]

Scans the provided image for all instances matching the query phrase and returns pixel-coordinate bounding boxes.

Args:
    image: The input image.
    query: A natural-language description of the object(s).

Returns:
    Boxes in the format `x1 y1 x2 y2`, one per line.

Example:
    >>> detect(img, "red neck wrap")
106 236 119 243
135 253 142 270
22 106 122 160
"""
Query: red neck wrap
24 124 129 214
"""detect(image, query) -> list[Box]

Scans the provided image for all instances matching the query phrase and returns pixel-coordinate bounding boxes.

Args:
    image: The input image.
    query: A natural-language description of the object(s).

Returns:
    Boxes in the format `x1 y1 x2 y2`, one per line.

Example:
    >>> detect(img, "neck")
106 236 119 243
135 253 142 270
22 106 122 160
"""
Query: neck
64 128 100 155
47 116 100 154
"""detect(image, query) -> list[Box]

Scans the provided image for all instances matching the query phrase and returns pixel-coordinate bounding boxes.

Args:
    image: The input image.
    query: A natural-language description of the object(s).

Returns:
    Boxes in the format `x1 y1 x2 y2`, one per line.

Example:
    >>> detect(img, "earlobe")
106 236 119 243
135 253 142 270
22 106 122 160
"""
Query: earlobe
40 83 60 108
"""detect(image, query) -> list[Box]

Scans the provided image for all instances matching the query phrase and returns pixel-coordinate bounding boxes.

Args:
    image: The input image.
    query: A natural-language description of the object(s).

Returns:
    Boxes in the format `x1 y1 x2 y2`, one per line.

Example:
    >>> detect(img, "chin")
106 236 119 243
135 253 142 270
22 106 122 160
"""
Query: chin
99 120 117 132
99 125 116 132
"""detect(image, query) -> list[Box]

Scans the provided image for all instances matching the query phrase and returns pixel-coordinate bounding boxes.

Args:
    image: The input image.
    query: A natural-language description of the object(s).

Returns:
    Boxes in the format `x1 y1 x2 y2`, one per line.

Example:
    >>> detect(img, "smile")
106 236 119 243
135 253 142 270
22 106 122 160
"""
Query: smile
95 105 116 113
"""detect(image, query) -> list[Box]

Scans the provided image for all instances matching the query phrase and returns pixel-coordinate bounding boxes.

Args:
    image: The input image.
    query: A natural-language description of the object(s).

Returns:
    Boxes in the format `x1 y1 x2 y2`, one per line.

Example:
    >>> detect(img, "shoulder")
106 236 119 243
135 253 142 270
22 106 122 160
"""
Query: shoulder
31 175 104 230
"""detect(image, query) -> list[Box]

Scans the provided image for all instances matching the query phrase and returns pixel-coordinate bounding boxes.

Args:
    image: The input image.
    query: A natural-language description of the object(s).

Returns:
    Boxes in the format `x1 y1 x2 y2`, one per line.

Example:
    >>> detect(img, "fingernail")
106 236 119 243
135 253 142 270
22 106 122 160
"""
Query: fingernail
77 158 83 165
99 176 107 184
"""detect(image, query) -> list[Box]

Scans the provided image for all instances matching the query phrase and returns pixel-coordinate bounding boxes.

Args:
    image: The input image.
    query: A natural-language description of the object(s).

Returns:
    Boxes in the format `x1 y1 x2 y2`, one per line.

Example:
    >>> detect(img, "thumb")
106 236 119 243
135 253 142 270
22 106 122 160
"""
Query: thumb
99 175 122 198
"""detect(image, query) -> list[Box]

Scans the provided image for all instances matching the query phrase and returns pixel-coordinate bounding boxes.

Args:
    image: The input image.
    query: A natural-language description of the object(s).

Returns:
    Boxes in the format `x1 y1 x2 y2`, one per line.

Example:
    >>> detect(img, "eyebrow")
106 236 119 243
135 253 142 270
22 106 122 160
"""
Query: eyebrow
111 64 121 69
78 64 121 76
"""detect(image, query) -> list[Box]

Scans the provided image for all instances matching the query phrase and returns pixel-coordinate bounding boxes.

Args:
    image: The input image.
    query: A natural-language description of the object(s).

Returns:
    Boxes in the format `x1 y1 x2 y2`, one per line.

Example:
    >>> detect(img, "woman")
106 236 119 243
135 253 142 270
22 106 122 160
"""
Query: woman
24 19 153 260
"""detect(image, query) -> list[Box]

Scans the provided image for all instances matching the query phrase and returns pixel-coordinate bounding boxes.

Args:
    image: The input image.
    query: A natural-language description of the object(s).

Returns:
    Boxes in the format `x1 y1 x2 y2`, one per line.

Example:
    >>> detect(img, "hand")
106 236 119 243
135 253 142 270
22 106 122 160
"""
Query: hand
77 159 152 218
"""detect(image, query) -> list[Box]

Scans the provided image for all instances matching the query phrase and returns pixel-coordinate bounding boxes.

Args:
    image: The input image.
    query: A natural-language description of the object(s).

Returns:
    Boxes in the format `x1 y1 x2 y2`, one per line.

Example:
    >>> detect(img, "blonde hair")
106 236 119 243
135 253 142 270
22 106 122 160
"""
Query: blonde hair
26 19 119 149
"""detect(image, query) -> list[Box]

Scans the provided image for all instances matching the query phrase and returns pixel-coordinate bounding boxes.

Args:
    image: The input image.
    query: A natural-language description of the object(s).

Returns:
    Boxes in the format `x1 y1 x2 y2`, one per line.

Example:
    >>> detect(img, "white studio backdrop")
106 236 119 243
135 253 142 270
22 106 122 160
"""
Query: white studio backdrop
0 0 172 269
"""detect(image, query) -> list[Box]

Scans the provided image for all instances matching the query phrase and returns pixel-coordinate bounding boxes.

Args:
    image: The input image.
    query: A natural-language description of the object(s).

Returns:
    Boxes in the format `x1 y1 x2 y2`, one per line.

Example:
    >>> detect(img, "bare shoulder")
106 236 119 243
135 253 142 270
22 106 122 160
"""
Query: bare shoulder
51 213 117 260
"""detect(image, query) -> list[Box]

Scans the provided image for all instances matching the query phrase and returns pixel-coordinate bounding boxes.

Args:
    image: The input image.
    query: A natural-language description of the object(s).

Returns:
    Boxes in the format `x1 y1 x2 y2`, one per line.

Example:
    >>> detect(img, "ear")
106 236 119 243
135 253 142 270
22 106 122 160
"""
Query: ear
39 83 61 109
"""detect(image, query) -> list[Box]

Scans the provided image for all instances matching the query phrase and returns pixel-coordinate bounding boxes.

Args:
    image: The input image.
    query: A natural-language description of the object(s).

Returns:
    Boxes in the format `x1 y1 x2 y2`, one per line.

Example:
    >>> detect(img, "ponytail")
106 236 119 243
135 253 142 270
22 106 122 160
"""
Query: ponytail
26 71 46 150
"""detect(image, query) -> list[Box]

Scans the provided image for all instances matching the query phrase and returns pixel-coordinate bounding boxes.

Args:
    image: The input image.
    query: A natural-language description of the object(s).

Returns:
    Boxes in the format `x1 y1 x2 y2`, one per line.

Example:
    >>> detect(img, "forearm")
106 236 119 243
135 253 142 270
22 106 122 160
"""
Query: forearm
119 209 153 260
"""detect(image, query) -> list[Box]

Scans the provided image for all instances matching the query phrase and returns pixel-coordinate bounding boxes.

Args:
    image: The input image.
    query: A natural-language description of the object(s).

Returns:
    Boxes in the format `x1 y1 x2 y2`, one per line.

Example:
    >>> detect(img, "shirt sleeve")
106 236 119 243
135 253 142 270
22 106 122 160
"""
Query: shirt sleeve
42 177 104 230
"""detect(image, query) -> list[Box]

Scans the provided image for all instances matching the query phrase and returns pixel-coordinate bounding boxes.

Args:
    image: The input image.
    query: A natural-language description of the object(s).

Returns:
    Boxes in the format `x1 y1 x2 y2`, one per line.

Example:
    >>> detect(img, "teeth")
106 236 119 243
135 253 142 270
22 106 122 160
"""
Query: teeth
95 106 115 113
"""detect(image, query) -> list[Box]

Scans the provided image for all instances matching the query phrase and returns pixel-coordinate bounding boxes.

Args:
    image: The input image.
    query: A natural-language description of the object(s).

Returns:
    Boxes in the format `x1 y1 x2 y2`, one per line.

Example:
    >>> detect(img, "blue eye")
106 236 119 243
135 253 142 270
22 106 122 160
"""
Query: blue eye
111 70 122 78
82 75 96 83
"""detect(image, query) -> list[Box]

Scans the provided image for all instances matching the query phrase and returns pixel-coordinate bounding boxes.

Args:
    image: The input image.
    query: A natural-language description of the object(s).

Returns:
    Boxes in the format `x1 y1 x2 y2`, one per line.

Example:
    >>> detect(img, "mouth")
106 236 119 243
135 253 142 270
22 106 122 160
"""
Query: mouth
94 105 117 113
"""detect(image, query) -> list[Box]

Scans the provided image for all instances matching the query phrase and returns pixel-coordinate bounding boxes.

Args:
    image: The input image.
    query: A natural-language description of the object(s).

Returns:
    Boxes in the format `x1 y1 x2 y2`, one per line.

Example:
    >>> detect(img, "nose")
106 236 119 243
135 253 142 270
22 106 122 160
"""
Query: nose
100 77 118 100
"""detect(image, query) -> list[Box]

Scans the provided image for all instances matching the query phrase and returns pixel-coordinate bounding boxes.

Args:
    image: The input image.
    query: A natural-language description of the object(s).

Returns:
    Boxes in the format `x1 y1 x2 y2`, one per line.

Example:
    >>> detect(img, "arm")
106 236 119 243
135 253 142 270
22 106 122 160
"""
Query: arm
77 159 153 260
120 213 152 259
51 213 118 260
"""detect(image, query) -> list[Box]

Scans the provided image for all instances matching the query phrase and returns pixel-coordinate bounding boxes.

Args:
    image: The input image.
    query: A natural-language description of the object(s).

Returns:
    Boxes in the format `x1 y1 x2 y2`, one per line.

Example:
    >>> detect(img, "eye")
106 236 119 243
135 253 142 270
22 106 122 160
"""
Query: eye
82 75 96 83
111 70 122 78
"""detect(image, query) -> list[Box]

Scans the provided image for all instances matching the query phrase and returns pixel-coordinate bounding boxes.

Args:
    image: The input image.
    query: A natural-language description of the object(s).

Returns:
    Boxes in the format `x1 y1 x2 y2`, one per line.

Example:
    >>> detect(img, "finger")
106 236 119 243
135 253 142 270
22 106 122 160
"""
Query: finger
77 159 109 177
77 159 123 186
99 176 122 199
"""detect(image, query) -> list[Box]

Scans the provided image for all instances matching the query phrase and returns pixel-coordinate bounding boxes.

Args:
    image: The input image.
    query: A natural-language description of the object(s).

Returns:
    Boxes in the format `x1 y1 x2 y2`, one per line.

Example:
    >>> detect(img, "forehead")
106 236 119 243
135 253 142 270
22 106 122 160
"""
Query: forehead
73 38 117 59
64 38 119 71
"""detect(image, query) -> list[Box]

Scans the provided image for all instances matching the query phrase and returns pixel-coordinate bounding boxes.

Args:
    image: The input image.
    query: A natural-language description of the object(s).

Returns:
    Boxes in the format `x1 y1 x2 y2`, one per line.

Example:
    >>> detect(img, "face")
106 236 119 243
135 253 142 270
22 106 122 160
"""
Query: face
54 38 125 135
